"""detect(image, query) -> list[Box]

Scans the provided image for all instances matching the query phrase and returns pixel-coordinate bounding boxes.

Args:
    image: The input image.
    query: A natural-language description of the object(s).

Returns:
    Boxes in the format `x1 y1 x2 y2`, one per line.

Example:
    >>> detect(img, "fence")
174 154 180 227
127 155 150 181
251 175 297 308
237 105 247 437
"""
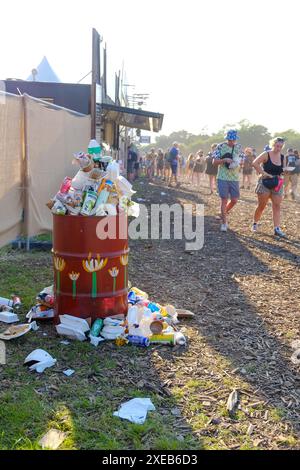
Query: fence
0 92 91 248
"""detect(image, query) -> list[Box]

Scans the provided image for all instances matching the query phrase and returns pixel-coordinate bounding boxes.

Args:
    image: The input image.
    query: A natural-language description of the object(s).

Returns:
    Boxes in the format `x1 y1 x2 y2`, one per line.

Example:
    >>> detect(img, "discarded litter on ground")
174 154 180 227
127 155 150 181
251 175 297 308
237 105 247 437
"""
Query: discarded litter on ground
38 429 67 450
0 323 32 341
113 398 156 424
63 369 75 377
56 315 90 341
0 341 6 365
0 310 19 324
24 349 57 373
0 295 22 309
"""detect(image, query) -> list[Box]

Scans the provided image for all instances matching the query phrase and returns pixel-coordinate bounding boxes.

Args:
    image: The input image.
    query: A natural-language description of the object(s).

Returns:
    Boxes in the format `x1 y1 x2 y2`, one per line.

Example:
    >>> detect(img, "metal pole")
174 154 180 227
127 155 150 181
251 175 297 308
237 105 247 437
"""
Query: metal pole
22 95 30 251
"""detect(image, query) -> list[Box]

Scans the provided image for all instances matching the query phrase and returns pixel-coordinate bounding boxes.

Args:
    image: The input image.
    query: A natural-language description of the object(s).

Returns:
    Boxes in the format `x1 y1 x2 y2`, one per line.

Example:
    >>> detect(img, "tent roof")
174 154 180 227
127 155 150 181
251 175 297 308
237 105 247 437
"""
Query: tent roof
27 56 61 83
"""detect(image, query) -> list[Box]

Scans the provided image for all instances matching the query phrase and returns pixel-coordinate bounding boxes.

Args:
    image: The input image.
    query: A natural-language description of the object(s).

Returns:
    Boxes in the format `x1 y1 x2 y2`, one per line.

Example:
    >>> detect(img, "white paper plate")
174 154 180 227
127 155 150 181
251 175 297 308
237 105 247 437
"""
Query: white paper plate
0 324 31 340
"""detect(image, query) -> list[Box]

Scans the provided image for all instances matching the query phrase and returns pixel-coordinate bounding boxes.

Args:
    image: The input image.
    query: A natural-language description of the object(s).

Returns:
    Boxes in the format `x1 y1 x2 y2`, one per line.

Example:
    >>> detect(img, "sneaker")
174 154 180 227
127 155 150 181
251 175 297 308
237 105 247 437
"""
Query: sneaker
274 227 287 238
251 223 259 232
220 224 228 232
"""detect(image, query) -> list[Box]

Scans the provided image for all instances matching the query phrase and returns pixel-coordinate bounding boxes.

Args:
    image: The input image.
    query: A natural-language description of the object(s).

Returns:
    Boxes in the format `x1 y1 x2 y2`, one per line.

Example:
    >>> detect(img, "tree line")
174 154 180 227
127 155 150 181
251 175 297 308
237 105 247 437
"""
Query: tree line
141 120 300 155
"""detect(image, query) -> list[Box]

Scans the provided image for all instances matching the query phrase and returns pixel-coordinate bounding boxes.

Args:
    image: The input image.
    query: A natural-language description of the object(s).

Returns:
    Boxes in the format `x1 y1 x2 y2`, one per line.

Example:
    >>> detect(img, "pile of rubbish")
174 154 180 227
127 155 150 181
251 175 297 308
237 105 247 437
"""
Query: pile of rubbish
55 286 188 348
46 139 139 218
26 286 55 321
0 295 21 324
1 286 191 348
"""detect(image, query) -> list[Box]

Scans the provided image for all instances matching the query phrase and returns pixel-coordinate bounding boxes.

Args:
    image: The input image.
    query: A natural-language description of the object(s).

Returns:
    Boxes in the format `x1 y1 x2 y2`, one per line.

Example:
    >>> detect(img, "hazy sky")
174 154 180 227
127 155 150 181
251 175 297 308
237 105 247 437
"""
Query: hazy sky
1 0 299 136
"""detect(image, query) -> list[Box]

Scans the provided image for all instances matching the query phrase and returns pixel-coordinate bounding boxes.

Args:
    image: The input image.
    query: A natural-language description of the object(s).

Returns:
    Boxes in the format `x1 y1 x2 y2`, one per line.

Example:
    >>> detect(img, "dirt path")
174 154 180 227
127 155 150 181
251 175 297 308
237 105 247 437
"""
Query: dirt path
129 176 300 449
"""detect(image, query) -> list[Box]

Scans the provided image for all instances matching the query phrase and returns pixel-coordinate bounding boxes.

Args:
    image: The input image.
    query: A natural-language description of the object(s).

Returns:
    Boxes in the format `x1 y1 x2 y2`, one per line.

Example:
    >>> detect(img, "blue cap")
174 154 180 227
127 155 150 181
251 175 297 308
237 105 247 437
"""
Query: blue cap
225 129 239 141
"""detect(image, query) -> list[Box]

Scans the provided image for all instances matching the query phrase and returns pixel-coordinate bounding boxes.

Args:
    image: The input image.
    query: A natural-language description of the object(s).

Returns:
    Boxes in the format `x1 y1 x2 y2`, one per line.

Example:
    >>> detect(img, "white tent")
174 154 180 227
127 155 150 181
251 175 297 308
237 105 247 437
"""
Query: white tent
27 56 61 83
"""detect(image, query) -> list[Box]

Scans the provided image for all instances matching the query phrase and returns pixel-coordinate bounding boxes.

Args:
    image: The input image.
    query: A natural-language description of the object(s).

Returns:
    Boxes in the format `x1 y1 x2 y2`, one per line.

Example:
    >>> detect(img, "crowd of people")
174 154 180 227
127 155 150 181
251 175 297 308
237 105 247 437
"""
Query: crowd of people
127 130 300 238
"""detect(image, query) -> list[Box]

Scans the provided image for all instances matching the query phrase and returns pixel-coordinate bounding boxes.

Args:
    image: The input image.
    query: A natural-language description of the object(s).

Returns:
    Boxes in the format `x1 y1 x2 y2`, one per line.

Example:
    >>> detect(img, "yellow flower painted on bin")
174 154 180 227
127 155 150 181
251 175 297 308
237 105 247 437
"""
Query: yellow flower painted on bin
82 253 108 273
69 272 80 281
109 267 119 293
120 255 129 267
69 272 80 299
109 267 119 278
53 256 66 295
120 254 129 290
54 256 66 272
82 253 108 299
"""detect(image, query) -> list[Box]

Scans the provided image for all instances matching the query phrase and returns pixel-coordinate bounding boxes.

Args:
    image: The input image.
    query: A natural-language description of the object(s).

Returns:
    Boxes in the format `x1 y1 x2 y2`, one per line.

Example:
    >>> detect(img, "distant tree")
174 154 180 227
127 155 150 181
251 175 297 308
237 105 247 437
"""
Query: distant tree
146 122 300 157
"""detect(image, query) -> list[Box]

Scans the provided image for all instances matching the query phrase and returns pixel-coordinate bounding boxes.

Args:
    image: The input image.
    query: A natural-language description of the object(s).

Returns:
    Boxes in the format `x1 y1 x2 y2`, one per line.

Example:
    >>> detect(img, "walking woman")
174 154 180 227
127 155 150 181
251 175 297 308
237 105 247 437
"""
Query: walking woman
252 137 286 237
241 147 255 190
185 153 195 182
205 144 218 194
192 150 205 186
156 149 165 178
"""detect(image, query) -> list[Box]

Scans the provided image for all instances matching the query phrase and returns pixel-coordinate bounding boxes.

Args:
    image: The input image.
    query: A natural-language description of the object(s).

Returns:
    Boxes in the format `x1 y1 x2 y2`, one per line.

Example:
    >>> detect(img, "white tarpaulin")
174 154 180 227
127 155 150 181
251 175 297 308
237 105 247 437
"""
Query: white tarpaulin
25 95 91 236
0 92 23 248
0 92 91 248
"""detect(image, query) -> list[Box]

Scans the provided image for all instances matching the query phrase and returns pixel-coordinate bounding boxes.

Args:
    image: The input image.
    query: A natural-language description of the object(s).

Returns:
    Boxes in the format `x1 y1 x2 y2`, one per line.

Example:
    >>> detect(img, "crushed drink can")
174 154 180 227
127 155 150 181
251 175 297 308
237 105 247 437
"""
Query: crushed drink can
127 335 150 347
12 295 21 308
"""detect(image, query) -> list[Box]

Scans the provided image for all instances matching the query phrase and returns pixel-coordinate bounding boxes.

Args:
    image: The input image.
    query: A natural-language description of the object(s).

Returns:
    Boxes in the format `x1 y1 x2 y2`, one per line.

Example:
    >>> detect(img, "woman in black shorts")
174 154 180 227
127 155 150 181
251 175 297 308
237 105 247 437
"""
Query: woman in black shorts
205 143 218 194
252 137 286 237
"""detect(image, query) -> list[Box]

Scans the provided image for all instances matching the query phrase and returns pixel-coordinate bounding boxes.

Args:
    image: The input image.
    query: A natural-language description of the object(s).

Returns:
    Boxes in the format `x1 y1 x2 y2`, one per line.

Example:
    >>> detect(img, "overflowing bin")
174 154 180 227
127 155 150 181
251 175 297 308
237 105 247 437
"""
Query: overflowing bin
52 211 129 321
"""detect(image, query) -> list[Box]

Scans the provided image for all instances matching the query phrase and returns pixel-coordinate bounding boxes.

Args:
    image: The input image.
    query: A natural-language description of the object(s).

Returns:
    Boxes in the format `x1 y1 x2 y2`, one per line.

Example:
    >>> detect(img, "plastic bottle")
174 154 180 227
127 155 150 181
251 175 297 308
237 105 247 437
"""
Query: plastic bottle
81 190 98 216
90 319 104 337
59 177 72 194
97 180 113 205
127 305 139 325
88 139 102 160
127 335 150 347
106 161 120 181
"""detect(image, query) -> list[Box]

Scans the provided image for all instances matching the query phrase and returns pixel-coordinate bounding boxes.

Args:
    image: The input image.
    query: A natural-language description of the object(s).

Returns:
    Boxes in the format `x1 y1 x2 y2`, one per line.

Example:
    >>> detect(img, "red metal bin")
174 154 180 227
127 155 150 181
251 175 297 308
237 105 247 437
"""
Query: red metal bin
52 212 129 321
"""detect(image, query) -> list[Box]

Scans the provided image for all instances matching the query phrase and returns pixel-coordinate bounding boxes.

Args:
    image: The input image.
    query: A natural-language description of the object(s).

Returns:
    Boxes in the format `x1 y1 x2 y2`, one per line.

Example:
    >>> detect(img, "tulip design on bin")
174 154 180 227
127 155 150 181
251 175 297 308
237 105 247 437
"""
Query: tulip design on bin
120 254 129 289
69 272 80 299
54 257 66 295
109 267 119 293
82 253 108 298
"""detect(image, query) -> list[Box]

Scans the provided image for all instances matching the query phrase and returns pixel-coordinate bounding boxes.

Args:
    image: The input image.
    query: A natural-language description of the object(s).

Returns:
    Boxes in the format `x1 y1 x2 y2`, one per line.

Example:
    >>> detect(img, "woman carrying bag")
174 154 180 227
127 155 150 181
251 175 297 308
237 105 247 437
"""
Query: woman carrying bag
252 137 287 238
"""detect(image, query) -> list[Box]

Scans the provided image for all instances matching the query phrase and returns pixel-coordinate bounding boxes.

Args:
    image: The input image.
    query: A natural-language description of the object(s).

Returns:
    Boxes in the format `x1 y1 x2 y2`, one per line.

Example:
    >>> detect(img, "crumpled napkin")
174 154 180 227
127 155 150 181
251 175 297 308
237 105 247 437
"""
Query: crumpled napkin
113 398 156 424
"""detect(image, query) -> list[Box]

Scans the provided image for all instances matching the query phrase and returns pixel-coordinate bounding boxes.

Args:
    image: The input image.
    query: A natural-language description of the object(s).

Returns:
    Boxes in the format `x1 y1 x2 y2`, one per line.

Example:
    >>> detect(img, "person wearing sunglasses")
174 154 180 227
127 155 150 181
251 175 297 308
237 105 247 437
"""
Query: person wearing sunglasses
252 137 286 237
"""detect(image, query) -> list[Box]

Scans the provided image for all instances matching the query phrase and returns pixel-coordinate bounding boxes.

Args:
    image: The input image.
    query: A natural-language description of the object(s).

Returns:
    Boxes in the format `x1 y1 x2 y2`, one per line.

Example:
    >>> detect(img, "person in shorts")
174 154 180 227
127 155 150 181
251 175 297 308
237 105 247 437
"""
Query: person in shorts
192 150 205 187
241 147 255 190
156 149 165 178
205 144 218 194
127 144 137 182
213 130 243 232
168 142 180 187
252 137 286 237
185 153 195 182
